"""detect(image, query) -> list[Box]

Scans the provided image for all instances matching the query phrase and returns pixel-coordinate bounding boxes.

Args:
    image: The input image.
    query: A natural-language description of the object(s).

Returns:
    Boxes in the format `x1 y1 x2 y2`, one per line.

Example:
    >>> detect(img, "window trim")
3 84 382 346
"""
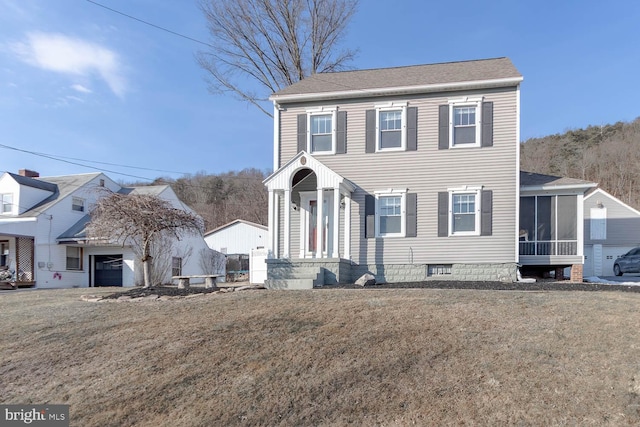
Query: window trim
171 256 183 277
72 197 85 212
449 97 483 148
448 186 482 236
66 246 83 271
306 107 337 155
375 102 407 152
1 193 13 214
374 189 407 238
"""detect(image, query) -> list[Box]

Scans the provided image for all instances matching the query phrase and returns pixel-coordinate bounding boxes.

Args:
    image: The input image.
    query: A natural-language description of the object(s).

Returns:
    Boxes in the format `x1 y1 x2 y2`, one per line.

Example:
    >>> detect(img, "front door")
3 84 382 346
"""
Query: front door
94 255 123 287
300 192 333 257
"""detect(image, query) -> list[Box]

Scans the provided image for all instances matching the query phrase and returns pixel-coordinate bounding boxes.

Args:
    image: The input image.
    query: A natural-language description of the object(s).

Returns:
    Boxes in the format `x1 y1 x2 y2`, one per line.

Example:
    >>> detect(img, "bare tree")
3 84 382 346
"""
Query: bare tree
86 191 204 288
198 248 226 275
198 0 358 115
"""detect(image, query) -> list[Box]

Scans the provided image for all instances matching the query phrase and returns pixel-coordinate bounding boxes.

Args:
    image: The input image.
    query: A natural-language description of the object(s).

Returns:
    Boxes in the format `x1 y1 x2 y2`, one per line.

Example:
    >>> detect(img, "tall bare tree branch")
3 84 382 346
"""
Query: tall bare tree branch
197 0 358 116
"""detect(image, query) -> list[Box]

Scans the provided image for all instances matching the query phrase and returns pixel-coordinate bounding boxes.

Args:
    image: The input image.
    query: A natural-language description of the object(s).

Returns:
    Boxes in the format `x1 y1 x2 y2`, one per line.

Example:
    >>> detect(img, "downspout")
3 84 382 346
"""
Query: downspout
515 84 521 266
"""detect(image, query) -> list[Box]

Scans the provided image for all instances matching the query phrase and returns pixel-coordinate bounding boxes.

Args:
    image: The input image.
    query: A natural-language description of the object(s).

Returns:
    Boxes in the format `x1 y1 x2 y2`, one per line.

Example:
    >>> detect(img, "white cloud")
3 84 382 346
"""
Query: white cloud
71 84 92 94
11 32 127 97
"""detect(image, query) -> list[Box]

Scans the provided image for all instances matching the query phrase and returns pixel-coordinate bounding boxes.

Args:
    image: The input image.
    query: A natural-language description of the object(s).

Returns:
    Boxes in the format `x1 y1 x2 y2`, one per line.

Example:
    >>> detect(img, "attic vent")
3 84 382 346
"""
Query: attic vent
99 179 105 187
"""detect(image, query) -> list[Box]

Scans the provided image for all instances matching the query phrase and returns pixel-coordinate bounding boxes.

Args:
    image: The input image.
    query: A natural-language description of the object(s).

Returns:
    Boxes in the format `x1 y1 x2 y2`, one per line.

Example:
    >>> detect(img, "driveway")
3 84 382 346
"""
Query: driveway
597 273 640 283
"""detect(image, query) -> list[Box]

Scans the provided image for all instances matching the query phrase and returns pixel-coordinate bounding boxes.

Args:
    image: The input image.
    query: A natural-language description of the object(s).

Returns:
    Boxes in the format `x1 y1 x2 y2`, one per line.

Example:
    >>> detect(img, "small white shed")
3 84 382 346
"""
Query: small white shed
204 219 267 255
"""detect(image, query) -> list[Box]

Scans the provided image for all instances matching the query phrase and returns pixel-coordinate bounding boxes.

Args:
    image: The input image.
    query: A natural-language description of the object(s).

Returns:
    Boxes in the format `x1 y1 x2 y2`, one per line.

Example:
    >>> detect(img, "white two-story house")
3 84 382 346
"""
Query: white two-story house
0 169 211 288
263 57 593 288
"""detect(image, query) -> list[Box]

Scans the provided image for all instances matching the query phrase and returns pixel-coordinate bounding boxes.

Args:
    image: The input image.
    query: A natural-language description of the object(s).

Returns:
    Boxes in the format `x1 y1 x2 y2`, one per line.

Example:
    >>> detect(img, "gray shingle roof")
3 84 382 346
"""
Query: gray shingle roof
17 173 103 217
271 57 522 101
520 171 596 188
57 214 91 242
7 172 57 192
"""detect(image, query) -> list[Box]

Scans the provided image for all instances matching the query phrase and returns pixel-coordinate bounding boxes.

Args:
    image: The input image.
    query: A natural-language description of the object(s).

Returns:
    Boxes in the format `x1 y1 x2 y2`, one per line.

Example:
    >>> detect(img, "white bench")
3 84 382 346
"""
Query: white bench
172 274 224 289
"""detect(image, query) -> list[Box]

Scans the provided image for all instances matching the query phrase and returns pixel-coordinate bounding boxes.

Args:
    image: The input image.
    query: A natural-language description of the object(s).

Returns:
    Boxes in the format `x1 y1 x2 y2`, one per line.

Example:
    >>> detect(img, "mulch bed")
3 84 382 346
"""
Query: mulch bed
101 280 640 299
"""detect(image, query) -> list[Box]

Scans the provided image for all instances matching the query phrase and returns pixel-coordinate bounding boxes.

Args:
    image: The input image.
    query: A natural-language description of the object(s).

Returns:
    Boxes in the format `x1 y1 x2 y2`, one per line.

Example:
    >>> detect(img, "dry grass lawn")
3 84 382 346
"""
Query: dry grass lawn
1 287 640 426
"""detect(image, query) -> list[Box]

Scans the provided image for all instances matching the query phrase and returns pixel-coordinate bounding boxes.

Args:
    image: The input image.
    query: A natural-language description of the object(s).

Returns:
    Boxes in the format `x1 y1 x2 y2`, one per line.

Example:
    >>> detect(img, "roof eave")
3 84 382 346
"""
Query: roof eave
520 183 597 192
270 76 523 104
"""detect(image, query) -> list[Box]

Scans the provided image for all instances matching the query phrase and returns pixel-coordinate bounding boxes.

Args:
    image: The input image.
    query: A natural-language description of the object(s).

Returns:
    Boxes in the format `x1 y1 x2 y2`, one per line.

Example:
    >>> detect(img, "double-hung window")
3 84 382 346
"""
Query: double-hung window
449 97 482 148
376 102 407 151
375 190 407 237
449 187 482 236
307 108 337 154
66 246 83 270
172 257 182 277
1 194 12 214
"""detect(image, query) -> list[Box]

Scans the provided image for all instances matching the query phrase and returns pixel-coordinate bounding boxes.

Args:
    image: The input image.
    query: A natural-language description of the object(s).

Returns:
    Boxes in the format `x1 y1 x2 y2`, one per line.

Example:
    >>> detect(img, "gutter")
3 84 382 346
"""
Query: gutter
270 77 524 104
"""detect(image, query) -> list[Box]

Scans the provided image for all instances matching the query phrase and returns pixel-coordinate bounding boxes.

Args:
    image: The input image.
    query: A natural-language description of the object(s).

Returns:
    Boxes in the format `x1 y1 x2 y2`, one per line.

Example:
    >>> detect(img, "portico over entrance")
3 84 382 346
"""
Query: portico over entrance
264 151 355 260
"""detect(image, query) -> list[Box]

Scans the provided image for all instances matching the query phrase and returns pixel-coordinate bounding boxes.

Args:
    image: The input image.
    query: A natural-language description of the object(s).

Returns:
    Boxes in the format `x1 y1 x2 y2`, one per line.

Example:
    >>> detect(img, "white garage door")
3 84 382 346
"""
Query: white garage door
585 245 635 276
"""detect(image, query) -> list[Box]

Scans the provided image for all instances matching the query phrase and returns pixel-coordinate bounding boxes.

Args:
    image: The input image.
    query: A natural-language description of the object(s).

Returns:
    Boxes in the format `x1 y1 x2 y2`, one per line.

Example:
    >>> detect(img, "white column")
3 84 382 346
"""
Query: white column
316 188 324 258
274 192 280 258
332 188 340 258
344 192 351 260
283 189 291 258
267 189 275 256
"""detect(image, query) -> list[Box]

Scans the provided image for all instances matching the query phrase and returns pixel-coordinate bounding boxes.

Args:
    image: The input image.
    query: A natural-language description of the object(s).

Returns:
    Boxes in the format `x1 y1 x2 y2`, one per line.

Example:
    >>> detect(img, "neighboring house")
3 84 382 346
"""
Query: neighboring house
582 187 640 277
0 169 211 288
262 57 594 288
204 219 267 255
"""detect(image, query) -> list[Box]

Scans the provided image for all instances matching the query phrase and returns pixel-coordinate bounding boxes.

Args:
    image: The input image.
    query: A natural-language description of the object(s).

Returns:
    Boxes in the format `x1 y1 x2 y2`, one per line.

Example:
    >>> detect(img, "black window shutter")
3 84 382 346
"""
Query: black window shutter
482 102 493 147
481 190 493 236
437 192 449 237
365 109 376 153
297 114 307 153
365 194 375 238
438 105 449 150
336 111 347 154
406 193 417 237
407 107 417 151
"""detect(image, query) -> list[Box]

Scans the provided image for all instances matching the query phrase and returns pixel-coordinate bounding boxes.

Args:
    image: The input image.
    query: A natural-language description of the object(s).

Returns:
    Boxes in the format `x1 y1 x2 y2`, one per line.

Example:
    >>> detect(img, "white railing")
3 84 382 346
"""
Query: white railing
519 240 577 256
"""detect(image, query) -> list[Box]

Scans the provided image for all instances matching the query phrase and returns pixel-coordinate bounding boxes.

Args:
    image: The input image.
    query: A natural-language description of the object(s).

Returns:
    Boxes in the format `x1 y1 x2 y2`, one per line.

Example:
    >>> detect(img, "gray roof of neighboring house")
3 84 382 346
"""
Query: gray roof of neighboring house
6 172 58 192
520 171 596 188
271 57 522 100
16 173 103 217
57 214 91 242
118 185 169 196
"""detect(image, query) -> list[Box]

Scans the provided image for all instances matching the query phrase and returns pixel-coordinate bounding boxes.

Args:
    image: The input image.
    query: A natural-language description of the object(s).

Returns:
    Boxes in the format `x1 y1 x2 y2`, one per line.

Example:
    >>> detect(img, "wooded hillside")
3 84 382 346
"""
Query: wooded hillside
521 117 640 209
149 168 268 231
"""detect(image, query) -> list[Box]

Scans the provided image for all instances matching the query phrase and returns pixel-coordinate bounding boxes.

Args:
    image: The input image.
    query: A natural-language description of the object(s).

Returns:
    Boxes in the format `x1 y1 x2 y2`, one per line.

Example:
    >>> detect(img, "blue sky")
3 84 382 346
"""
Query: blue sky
1 0 639 182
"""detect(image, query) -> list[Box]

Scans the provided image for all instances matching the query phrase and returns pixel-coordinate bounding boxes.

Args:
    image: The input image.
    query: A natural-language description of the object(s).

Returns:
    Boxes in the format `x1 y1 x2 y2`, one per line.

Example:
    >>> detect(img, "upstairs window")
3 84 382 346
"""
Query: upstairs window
310 114 333 153
379 110 403 149
453 106 477 146
72 197 85 212
439 97 493 149
1 194 12 214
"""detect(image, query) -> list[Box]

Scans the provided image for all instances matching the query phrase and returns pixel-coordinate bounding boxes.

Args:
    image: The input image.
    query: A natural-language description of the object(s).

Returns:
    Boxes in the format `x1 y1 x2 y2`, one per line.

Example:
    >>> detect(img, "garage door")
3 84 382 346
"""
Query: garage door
94 255 123 286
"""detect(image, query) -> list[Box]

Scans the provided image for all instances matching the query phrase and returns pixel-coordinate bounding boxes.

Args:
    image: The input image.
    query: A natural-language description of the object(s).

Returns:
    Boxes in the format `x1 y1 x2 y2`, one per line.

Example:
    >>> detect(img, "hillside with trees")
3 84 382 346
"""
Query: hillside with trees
148 168 268 232
521 117 640 209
